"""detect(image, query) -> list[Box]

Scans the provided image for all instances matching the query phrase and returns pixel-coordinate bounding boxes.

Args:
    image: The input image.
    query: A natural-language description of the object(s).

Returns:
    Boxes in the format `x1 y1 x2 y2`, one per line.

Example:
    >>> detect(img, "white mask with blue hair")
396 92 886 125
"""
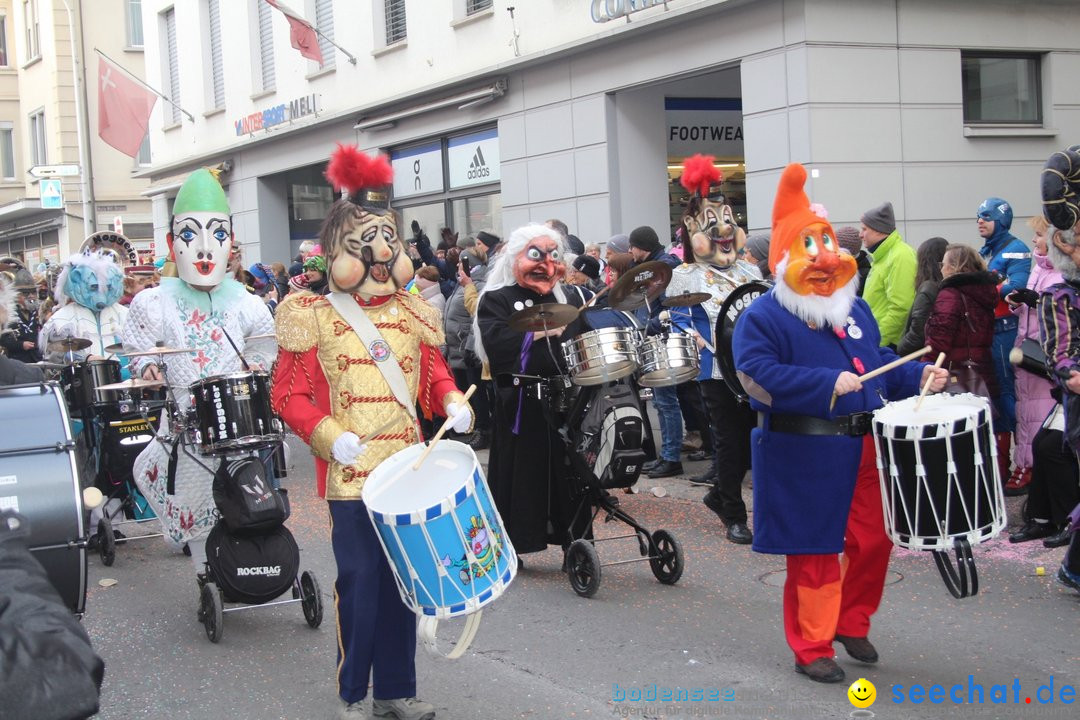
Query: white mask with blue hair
55 251 124 312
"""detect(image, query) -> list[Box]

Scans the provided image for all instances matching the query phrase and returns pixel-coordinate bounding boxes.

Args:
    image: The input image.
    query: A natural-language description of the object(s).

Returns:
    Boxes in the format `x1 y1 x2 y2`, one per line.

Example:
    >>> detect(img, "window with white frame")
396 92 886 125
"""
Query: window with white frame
385 0 406 45
466 0 493 15
136 134 151 166
256 0 276 92
207 0 225 108
28 109 45 165
313 0 335 69
23 0 38 62
0 122 15 180
126 0 144 48
961 52 1042 125
0 14 9 66
163 8 181 125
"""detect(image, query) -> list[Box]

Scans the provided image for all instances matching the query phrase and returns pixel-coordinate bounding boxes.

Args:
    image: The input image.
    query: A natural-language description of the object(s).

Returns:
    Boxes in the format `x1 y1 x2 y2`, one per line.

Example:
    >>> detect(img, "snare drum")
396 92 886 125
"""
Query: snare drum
0 383 87 613
60 358 122 412
637 333 699 387
562 327 639 386
872 393 1005 551
364 441 516 656
190 372 281 455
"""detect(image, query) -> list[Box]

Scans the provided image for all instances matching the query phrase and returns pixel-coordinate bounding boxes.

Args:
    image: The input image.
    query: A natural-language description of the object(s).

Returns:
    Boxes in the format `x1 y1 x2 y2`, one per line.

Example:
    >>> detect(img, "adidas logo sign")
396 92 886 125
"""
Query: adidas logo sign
236 565 282 577
467 146 491 180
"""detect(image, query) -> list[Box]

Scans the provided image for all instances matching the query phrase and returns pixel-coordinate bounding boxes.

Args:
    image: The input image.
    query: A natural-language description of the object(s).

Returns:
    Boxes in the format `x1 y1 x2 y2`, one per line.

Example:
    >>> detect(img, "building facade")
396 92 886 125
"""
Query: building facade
138 0 1080 265
0 0 154 269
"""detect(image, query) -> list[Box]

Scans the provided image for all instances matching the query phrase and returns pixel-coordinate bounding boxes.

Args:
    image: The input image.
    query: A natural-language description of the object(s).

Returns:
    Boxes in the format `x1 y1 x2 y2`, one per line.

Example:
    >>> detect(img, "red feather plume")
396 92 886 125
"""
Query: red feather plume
325 143 393 193
680 154 722 197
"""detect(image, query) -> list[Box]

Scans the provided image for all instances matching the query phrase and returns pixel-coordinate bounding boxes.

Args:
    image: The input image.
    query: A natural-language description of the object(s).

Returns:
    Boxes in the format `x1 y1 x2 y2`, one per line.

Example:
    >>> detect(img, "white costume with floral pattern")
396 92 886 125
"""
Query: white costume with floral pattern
122 277 275 548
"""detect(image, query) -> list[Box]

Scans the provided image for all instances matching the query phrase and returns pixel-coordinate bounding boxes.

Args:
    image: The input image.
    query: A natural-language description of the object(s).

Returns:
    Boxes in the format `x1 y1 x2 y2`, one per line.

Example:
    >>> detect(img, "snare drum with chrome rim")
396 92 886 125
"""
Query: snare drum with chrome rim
190 371 281 455
637 333 699 387
562 327 639 386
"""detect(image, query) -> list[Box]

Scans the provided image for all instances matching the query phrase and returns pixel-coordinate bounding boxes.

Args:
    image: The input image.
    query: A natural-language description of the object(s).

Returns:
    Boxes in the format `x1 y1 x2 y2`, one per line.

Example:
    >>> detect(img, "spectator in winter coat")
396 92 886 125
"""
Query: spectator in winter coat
976 196 1031 475
1003 215 1063 496
860 202 917 347
743 233 772 280
414 265 446 314
924 245 999 407
835 226 871 296
897 237 949 356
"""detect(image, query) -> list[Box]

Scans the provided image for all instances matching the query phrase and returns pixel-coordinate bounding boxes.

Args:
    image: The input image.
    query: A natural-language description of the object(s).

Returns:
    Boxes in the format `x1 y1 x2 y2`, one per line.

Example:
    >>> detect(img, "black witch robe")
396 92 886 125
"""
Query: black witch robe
477 284 588 554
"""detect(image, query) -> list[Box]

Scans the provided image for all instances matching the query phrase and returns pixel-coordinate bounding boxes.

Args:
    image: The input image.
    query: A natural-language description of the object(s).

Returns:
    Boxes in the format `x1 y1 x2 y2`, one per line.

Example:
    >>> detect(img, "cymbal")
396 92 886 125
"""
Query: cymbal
104 342 125 355
608 261 672 311
662 292 712 308
95 378 166 392
47 337 92 352
508 303 579 332
121 346 195 357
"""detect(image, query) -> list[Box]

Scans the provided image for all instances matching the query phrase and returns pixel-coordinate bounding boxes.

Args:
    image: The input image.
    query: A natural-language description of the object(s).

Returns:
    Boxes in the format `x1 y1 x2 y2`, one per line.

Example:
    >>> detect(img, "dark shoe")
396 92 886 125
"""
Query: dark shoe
372 696 435 720
647 460 683 479
702 488 724 517
1058 565 1080 591
794 657 845 683
688 468 716 486
681 430 702 451
1004 467 1032 496
834 634 879 664
1008 520 1054 544
725 522 753 545
1043 526 1073 549
686 449 709 462
642 459 662 473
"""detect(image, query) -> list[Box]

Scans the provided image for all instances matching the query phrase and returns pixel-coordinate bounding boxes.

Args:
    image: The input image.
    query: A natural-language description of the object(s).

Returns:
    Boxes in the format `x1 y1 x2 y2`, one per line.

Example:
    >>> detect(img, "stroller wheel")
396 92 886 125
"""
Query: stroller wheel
300 570 323 628
649 530 683 585
200 583 224 643
566 540 601 598
97 518 116 567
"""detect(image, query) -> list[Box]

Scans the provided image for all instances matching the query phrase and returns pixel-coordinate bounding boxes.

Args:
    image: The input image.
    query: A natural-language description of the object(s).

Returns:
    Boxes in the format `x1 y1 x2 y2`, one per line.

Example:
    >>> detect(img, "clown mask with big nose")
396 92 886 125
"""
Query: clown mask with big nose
328 211 414 299
169 212 233 290
684 198 746 268
513 236 564 295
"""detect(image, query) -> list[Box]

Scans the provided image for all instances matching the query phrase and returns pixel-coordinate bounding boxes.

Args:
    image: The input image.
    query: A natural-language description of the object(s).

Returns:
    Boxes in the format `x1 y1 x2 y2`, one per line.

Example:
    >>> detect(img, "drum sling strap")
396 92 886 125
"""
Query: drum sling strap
329 292 481 658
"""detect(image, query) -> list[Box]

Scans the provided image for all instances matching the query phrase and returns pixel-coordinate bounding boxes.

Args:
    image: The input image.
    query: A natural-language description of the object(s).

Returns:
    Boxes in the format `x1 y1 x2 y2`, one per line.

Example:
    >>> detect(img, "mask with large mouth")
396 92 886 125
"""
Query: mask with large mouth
327 212 414 299
513 238 564 295
687 198 745 268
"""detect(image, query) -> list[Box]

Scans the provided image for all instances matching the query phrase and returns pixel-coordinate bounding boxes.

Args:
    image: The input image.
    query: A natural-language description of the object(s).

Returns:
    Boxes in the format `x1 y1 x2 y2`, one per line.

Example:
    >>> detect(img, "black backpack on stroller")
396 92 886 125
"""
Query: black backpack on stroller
572 382 648 489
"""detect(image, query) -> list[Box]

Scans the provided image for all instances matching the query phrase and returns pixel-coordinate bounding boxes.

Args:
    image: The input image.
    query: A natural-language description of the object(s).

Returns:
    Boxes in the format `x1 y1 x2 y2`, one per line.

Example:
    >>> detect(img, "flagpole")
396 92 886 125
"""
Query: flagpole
93 48 196 124
311 26 357 65
62 0 94 239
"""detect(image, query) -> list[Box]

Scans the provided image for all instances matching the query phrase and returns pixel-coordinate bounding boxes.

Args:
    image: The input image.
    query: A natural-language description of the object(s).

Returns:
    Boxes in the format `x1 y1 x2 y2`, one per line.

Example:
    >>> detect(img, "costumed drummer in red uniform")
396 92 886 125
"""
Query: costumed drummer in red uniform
732 164 947 683
272 145 471 720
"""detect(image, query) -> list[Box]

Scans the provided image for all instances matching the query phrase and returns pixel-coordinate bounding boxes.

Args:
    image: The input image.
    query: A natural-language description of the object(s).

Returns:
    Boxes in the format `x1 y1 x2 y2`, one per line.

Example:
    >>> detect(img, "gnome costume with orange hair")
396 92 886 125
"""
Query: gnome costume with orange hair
271 145 469 719
732 164 946 683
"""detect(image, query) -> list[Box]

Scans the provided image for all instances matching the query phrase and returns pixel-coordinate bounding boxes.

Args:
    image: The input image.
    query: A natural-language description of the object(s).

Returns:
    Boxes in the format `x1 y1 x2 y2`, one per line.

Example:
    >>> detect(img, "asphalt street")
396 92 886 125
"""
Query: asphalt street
81 432 1079 720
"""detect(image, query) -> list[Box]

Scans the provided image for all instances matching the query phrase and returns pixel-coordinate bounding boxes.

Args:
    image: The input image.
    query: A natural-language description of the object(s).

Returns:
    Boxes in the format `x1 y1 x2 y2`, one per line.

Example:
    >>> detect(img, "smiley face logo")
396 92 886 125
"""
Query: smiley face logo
847 677 876 708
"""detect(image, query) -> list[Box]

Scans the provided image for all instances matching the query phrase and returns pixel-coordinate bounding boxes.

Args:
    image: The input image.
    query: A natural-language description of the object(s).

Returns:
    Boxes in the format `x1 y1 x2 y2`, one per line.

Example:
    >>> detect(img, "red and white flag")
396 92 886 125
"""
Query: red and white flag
264 0 324 64
97 56 157 157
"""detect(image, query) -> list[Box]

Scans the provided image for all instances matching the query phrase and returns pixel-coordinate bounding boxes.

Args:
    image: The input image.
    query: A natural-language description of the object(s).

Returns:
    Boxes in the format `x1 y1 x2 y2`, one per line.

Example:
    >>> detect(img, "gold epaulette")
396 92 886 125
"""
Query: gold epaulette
275 291 326 352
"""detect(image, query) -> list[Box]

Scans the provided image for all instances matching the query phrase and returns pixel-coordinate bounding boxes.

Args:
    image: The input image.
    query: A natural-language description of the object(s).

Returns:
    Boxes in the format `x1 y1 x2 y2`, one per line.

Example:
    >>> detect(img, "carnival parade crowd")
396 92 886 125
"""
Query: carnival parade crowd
2 142 1080 720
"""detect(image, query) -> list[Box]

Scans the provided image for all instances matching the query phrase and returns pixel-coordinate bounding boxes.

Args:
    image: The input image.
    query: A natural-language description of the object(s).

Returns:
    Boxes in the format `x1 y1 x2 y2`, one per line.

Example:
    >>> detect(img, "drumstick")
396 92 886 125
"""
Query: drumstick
583 285 610 309
914 352 947 411
412 384 478 471
829 345 931 411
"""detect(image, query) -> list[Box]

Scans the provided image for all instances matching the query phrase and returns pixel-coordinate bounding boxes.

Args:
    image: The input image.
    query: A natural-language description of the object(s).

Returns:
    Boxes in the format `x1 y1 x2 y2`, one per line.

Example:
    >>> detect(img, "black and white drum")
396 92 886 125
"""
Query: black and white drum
637 333 699 387
60 358 122 413
872 393 1006 598
0 383 87 613
190 372 282 456
562 328 639 386
715 281 771 400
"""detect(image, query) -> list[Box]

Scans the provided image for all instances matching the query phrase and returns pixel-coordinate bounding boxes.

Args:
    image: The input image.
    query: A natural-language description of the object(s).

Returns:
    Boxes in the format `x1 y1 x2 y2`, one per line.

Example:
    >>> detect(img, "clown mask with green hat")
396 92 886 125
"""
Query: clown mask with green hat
168 168 233 291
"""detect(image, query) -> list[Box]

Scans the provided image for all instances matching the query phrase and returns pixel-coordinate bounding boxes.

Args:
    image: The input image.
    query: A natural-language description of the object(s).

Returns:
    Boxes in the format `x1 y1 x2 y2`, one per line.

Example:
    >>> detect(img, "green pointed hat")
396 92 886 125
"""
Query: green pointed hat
173 168 229 215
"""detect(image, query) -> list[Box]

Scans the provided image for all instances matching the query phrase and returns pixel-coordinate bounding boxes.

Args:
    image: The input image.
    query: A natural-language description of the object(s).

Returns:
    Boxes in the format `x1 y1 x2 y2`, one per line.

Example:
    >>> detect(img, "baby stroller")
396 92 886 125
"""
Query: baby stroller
196 453 323 642
557 379 684 597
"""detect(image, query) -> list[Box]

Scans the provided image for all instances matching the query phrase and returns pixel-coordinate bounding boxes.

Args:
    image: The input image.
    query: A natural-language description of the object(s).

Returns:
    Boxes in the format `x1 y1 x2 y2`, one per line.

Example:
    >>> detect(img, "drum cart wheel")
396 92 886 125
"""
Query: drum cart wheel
648 530 683 585
566 539 602 598
200 582 224 643
299 570 323 628
97 518 116 567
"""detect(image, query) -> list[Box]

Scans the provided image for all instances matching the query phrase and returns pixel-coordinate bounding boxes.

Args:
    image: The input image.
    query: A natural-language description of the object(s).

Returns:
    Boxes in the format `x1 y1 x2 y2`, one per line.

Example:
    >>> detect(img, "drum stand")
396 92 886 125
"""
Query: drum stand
932 539 979 599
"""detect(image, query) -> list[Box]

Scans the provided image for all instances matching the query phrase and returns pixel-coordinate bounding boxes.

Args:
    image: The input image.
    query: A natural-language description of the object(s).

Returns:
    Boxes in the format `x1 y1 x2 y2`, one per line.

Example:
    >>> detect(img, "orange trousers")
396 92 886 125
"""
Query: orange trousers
783 434 893 666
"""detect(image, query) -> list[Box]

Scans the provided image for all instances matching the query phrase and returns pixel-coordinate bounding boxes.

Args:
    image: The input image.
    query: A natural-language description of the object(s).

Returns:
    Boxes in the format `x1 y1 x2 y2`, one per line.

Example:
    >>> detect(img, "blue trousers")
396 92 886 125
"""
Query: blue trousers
329 500 416 704
991 322 1018 433
651 384 683 462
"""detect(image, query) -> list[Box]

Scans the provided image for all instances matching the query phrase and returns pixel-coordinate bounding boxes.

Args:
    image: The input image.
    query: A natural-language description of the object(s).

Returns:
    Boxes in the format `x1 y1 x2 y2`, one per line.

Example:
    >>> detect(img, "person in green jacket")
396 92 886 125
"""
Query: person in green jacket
860 202 917 348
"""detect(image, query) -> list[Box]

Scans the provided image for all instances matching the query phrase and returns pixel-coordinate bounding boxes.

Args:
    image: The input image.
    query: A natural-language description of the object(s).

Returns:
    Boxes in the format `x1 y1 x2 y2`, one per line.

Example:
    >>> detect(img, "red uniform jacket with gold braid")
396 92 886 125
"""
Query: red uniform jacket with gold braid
271 289 462 500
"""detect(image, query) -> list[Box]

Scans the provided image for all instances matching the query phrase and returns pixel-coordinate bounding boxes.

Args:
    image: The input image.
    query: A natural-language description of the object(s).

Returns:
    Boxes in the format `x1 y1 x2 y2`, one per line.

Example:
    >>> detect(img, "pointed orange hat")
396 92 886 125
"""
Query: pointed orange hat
768 163 835 273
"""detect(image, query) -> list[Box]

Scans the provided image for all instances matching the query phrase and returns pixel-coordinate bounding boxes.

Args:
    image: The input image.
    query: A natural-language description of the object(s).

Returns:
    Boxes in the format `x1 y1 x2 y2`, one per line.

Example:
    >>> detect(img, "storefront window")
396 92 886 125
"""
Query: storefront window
286 163 332 245
450 193 501 239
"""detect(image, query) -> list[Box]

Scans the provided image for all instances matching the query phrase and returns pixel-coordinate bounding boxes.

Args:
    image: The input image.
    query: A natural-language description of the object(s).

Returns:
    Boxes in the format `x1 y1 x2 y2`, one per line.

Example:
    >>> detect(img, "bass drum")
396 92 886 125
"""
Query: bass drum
0 383 87 614
714 281 772 401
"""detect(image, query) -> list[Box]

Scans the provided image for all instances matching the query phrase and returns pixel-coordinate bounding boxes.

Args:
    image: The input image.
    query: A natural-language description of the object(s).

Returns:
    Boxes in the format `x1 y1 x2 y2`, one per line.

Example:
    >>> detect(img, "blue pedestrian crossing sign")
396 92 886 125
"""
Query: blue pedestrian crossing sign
40 178 63 209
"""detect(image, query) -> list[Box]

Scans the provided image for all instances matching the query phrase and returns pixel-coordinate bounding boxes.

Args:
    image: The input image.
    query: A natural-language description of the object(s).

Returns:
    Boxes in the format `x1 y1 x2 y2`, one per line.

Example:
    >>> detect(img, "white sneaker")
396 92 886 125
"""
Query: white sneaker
372 697 436 720
339 700 369 719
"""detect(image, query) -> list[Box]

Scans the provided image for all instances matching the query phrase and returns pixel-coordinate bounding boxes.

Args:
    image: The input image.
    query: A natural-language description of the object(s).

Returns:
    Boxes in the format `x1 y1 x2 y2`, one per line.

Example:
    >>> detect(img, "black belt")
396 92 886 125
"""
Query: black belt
759 411 873 437
495 373 544 389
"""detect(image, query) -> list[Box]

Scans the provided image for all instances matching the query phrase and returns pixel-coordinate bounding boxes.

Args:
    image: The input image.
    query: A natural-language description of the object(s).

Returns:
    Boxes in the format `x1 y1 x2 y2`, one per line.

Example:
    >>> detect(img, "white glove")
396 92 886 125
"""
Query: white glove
446 402 473 434
331 432 367 465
